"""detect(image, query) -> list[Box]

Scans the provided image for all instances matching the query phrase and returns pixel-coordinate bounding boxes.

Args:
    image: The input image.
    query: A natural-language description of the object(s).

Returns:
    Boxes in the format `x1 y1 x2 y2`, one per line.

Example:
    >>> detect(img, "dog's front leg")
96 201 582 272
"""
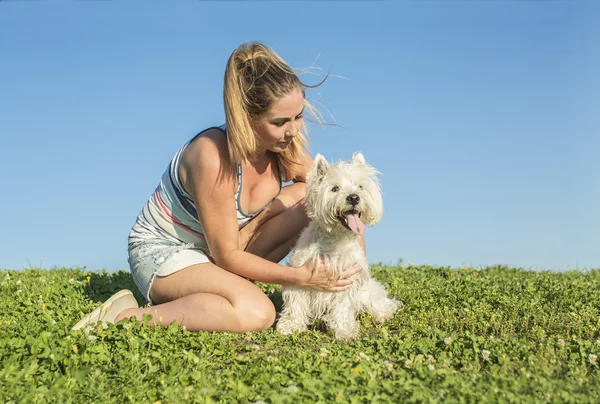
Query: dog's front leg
276 287 312 335
324 296 359 340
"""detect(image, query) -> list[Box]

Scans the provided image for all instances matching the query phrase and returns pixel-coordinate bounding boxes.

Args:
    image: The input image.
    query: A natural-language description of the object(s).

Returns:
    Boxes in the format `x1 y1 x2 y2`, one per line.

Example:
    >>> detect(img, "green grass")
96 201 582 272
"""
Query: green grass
1 264 599 403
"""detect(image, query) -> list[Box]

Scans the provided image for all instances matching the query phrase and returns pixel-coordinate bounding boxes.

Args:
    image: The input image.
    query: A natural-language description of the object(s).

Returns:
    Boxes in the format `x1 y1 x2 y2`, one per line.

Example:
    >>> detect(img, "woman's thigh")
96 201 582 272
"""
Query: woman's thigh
149 261 273 311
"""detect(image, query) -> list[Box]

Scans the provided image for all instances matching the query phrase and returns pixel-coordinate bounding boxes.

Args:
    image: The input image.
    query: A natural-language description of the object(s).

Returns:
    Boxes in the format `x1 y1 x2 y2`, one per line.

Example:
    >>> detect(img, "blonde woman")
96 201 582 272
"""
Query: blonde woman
73 42 364 333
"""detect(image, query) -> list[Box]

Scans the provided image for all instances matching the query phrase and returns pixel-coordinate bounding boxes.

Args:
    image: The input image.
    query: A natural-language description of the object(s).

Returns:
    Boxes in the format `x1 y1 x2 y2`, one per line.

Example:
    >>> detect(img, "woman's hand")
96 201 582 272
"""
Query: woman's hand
297 257 362 292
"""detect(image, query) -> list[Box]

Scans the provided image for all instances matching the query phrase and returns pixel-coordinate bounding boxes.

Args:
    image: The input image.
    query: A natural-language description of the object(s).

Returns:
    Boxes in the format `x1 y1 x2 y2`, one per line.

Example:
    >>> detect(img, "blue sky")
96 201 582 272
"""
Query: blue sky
0 0 597 273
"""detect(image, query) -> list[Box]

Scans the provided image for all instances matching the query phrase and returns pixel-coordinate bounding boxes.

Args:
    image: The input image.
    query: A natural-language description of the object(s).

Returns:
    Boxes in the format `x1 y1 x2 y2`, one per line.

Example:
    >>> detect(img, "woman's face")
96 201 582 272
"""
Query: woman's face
252 88 305 154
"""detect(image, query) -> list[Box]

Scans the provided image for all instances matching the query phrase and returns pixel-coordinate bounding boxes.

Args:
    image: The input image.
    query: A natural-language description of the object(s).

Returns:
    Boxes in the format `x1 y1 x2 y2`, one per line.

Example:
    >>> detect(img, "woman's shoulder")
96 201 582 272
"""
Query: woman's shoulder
184 127 230 168
179 126 236 191
186 125 227 150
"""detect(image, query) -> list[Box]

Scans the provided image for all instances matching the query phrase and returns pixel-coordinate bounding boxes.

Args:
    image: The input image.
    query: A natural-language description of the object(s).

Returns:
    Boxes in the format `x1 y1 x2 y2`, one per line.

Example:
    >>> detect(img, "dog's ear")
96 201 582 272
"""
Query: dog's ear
352 152 366 165
313 153 330 178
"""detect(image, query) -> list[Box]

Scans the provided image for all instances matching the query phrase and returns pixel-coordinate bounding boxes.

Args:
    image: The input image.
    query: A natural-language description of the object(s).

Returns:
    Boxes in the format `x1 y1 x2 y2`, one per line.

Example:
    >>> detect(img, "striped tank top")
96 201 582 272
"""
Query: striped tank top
128 124 283 252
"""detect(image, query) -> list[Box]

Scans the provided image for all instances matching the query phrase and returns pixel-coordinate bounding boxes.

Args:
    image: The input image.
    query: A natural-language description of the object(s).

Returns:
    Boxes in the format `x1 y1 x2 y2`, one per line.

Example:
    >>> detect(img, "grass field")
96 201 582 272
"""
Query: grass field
1 264 599 403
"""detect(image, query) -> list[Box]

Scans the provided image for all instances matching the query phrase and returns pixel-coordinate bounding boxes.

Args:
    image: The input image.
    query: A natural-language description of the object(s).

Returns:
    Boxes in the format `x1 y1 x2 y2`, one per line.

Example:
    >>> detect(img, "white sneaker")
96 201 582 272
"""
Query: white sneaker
72 289 139 331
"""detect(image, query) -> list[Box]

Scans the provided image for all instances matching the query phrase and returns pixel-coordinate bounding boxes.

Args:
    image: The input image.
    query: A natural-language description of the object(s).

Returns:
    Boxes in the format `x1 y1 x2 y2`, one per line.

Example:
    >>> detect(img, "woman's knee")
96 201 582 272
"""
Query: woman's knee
236 294 276 331
279 182 306 208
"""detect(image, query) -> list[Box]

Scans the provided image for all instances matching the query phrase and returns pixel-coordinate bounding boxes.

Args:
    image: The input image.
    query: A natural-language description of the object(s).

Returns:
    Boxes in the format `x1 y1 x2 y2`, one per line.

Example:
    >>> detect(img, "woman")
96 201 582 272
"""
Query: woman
73 42 364 333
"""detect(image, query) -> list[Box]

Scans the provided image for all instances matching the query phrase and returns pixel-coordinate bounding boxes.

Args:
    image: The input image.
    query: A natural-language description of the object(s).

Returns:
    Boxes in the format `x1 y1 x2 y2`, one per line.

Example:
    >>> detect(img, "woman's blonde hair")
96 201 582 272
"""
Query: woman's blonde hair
224 41 327 178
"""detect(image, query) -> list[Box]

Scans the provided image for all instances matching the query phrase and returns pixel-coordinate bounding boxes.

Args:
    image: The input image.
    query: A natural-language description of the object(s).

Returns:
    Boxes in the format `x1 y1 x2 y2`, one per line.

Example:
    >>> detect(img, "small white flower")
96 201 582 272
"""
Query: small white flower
285 385 300 394
183 350 188 355
383 360 394 372
404 359 412 369
482 349 491 361
16 290 22 294
16 280 22 285
557 338 566 348
442 359 451 369
444 337 452 345
69 278 75 283
428 364 435 371
320 348 330 357
426 355 436 365
357 352 371 362
589 354 597 366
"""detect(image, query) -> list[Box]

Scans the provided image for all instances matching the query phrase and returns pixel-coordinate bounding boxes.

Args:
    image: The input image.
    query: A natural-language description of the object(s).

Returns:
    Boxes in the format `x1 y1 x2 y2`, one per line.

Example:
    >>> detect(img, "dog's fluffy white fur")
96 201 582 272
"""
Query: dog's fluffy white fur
276 152 402 340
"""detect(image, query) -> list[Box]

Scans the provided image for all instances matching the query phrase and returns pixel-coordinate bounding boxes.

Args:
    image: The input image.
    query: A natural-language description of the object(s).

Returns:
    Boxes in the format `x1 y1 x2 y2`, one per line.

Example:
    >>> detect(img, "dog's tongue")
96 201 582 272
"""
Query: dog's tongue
345 213 366 235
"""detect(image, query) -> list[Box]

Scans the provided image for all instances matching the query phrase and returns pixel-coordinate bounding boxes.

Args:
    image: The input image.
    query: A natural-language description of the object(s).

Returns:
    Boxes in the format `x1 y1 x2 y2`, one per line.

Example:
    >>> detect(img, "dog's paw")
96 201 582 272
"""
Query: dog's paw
333 328 359 340
372 298 403 323
276 317 308 335
331 321 360 340
373 314 393 324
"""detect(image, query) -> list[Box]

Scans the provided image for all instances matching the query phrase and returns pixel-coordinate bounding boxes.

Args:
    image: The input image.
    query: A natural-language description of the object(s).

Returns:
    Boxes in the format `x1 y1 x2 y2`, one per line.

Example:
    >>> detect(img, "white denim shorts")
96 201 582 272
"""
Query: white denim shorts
127 238 211 306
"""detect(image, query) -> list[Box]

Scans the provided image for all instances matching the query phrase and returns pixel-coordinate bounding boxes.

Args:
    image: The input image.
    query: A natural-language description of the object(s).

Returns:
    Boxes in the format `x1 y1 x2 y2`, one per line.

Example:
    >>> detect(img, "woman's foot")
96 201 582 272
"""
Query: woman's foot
114 307 137 323
71 289 139 331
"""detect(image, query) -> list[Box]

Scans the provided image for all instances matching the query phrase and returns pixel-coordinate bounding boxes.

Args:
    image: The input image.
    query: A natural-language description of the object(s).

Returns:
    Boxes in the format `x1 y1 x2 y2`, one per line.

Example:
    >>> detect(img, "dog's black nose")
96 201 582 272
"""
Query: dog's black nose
346 194 360 206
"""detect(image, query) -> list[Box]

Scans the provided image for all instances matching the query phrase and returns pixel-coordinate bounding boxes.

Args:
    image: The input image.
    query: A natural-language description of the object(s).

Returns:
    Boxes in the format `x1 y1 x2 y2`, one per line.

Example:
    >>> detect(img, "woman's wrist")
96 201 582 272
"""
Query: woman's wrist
289 265 308 286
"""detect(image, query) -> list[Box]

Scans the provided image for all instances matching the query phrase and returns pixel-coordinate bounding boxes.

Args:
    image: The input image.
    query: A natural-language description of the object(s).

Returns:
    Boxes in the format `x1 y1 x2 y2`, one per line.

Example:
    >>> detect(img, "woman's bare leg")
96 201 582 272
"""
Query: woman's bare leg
115 183 308 332
242 182 309 262
116 262 276 332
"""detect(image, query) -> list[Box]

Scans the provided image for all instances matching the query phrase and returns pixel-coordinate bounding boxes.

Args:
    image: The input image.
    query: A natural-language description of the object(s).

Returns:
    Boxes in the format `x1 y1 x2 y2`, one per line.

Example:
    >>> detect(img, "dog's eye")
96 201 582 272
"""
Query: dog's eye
331 186 339 192
359 185 363 190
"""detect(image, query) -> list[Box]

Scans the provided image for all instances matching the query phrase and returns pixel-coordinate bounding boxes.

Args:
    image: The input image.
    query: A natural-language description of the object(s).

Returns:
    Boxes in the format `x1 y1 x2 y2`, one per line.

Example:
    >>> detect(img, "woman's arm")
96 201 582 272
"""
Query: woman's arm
180 130 300 284
180 130 359 289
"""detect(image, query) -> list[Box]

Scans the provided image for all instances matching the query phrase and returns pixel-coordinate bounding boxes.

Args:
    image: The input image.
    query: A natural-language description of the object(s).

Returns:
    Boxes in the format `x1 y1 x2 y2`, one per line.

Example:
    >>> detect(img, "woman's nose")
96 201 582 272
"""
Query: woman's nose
287 123 299 137
292 120 302 135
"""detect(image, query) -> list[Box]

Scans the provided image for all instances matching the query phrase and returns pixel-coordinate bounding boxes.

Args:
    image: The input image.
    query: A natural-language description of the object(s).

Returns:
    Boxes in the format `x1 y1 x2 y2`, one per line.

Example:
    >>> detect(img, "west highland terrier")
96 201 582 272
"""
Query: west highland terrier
276 152 402 340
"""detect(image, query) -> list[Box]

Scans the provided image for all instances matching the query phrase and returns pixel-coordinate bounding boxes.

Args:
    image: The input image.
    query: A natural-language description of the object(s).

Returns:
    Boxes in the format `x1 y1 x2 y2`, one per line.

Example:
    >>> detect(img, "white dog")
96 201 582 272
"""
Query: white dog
276 152 402 340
